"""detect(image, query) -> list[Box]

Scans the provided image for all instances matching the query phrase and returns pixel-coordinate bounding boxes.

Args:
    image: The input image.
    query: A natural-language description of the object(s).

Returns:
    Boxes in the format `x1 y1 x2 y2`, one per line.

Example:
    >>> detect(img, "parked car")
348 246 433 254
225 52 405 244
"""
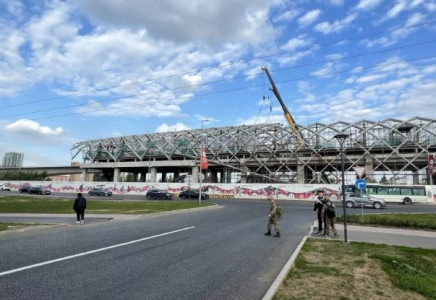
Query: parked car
0 184 11 191
28 187 51 195
179 190 209 200
19 185 32 193
344 193 386 209
88 188 112 196
145 189 173 200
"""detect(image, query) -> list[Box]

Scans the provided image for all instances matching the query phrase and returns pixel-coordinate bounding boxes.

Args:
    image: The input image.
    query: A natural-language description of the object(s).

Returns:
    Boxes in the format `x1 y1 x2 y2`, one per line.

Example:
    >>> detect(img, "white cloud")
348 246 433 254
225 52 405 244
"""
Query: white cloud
280 35 312 51
155 122 191 132
356 0 382 10
329 0 344 6
310 62 335 77
78 0 276 45
356 73 388 83
387 0 407 18
426 2 436 11
298 9 322 27
273 9 299 22
314 13 357 34
405 12 424 27
5 119 64 136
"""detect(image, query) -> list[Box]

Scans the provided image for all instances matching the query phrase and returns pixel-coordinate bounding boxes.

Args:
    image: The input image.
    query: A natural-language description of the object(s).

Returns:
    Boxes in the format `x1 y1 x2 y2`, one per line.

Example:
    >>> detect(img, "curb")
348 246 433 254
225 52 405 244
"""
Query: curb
262 221 316 300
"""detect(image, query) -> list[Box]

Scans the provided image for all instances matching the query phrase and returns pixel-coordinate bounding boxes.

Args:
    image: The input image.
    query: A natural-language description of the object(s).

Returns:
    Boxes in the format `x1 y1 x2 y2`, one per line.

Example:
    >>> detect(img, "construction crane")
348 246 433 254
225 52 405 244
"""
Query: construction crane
261 66 304 147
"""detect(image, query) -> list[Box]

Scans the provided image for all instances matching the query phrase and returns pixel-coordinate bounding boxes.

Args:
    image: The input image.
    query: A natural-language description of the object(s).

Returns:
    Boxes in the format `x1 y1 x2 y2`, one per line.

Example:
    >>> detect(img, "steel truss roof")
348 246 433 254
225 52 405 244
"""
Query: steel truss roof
71 117 436 183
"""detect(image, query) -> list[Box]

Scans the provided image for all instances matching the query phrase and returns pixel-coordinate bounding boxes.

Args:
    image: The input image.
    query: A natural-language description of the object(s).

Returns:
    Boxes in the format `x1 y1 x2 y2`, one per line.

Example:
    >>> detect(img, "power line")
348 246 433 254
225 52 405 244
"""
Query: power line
1 39 434 119
2 54 434 125
0 19 435 110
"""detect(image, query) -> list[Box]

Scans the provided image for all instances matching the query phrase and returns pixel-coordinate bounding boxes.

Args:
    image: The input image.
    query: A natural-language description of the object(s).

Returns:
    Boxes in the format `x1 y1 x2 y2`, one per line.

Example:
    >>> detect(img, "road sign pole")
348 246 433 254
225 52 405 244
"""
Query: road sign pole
199 168 202 207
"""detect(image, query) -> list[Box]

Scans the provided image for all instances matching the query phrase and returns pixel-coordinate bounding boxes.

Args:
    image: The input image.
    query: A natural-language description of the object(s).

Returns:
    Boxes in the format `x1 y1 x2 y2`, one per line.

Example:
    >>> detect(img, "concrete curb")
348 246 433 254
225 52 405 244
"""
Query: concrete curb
262 221 316 300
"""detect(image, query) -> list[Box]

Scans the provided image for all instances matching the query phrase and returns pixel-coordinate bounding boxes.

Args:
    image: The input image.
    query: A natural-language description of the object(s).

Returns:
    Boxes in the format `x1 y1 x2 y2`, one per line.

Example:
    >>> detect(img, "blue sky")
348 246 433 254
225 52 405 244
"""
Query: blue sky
0 0 435 166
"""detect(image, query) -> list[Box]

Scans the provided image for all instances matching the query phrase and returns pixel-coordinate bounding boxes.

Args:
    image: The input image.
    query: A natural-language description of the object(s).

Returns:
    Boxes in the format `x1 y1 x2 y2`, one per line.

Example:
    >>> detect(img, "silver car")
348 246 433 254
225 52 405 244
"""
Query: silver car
344 193 386 209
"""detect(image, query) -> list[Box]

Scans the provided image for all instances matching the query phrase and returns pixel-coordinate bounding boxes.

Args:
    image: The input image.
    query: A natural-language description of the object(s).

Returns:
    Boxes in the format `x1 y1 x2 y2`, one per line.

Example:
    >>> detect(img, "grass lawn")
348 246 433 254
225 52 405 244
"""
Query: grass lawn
0 196 214 214
336 213 436 231
274 238 436 300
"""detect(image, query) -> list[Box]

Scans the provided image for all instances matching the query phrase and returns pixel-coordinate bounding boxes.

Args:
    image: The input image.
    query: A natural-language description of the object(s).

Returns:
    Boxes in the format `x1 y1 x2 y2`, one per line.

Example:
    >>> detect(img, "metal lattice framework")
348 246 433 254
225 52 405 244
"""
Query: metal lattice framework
71 117 436 183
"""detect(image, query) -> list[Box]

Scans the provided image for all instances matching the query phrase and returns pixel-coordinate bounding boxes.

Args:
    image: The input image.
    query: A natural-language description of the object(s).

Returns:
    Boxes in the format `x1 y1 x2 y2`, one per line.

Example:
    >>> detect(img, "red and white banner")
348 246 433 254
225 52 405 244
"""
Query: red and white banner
200 146 208 170
429 154 434 175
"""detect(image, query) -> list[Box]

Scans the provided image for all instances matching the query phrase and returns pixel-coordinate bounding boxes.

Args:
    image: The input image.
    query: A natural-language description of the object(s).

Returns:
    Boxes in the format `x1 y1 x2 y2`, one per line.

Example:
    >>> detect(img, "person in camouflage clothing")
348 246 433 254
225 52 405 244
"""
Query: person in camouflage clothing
265 196 280 237
322 199 339 238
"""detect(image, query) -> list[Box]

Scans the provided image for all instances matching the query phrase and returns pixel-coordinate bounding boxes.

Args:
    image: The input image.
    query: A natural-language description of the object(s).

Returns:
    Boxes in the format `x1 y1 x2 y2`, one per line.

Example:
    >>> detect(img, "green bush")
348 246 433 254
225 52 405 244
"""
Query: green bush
336 213 436 230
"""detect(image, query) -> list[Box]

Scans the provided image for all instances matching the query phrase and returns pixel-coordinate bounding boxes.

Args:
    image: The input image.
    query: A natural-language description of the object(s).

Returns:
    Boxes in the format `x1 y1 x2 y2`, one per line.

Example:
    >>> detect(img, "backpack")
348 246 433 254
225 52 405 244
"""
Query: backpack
275 205 282 219
326 205 336 218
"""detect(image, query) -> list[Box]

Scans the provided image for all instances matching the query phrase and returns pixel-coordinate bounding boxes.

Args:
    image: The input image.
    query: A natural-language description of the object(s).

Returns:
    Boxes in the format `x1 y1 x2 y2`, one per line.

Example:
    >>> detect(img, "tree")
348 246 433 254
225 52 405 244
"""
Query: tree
93 174 106 182
166 175 174 182
380 175 388 184
125 173 135 182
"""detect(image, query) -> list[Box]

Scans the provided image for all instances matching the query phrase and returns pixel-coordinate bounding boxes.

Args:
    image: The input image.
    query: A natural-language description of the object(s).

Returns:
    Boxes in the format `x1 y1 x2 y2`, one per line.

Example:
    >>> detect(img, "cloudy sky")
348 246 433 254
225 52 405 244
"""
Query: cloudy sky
0 0 435 166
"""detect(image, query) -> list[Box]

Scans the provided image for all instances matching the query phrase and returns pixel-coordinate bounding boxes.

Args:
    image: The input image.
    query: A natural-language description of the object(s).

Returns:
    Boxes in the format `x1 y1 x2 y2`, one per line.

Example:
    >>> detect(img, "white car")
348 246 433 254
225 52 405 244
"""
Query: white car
0 184 11 191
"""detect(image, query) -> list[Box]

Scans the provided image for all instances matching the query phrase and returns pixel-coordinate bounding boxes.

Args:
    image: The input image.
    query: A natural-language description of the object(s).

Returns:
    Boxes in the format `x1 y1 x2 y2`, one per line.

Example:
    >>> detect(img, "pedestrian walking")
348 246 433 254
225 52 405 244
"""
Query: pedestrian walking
265 196 280 237
73 193 87 225
323 199 339 238
313 190 326 235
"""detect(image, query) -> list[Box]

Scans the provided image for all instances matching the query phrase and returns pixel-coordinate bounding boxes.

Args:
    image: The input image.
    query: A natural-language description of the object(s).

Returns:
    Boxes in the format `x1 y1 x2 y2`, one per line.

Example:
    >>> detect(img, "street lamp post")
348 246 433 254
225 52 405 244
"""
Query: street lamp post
334 133 349 243
199 120 209 206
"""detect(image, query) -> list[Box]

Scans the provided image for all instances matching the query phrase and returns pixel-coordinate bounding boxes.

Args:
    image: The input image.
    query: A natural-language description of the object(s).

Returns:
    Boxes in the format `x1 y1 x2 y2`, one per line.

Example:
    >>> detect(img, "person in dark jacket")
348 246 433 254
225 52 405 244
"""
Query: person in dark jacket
313 190 326 235
73 193 87 224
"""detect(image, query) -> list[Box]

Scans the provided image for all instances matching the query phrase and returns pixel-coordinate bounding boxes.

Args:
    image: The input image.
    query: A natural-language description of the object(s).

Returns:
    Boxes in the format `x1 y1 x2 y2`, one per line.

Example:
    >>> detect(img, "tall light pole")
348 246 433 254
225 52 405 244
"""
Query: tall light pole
334 133 349 243
199 120 209 206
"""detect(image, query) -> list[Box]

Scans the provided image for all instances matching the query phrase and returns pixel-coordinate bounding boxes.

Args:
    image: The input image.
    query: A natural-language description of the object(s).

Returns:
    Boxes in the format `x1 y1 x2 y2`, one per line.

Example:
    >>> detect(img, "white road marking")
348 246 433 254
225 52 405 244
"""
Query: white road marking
0 226 195 277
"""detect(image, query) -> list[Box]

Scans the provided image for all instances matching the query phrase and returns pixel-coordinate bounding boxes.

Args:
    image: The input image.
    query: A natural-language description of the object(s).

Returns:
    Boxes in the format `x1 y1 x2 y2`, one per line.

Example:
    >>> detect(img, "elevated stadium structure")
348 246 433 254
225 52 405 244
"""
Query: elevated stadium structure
71 117 436 184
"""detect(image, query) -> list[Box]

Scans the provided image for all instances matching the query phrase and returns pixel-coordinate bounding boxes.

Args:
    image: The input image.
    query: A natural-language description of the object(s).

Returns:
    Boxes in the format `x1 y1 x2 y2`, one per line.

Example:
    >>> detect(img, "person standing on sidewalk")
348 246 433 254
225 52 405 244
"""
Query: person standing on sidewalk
73 193 87 225
323 199 339 238
313 190 326 235
265 197 280 237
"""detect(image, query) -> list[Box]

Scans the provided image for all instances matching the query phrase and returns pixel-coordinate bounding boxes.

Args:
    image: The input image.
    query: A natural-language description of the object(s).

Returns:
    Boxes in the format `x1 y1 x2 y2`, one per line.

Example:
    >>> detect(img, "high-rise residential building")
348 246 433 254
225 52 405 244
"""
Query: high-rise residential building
2 152 24 168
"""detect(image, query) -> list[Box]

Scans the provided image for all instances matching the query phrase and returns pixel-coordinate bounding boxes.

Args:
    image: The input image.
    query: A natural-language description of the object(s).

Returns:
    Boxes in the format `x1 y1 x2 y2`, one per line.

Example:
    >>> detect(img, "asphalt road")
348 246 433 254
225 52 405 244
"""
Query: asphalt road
0 200 316 300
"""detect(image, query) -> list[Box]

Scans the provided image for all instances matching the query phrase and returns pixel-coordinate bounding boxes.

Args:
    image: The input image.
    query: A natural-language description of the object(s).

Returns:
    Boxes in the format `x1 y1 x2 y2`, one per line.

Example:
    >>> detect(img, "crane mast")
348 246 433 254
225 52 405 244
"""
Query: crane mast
261 67 304 147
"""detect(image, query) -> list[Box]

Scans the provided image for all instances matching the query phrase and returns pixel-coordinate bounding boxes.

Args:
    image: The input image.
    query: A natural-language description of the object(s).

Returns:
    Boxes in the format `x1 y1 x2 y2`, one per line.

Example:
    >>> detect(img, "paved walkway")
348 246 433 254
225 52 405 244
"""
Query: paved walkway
312 224 436 250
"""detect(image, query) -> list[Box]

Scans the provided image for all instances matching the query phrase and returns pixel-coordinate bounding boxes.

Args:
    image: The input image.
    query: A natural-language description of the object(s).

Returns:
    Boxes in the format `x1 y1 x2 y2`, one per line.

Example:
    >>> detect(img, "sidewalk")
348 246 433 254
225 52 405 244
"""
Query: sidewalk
312 224 436 250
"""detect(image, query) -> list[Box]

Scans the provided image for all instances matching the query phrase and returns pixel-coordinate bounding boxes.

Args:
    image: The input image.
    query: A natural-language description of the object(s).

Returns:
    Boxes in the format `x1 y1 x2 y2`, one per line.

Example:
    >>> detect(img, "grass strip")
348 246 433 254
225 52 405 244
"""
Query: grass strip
336 213 436 230
274 238 436 300
0 223 48 232
0 196 213 214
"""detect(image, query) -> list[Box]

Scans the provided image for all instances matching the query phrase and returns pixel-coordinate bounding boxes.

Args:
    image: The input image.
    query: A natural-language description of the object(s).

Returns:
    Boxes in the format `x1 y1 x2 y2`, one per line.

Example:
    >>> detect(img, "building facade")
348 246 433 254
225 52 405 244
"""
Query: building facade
2 152 24 168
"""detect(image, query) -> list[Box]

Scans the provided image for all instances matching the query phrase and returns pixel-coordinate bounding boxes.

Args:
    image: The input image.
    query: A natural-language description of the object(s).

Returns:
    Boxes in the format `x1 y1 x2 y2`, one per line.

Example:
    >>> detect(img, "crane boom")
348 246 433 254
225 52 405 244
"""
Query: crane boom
261 67 304 147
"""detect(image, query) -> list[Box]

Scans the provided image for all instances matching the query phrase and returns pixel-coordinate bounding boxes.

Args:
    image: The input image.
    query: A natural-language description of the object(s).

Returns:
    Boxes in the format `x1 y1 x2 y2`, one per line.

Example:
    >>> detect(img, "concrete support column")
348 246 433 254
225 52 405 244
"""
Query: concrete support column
413 171 420 185
192 166 199 183
365 155 375 183
113 168 120 182
162 172 167 183
296 161 305 184
140 172 146 182
150 168 157 183
212 169 218 183
81 169 88 181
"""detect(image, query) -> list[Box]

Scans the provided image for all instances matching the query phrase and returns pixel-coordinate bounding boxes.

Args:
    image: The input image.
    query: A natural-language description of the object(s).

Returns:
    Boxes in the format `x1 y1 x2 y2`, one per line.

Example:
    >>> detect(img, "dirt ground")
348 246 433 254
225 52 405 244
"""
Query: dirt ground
274 238 427 300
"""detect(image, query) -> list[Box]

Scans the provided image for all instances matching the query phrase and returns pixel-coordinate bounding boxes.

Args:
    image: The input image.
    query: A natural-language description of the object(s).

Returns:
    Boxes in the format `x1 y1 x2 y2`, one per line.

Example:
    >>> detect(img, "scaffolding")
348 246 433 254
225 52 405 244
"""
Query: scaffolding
71 117 436 184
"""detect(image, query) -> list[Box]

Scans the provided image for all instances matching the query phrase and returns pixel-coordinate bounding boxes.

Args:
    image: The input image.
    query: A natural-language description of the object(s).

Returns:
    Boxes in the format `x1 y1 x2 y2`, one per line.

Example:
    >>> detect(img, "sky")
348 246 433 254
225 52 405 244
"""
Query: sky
0 0 435 167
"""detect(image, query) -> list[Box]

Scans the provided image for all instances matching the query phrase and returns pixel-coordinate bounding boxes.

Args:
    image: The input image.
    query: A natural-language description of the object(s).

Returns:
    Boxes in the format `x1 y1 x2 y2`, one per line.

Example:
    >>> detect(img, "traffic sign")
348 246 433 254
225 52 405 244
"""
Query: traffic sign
355 179 367 190
199 173 205 181
353 166 366 178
